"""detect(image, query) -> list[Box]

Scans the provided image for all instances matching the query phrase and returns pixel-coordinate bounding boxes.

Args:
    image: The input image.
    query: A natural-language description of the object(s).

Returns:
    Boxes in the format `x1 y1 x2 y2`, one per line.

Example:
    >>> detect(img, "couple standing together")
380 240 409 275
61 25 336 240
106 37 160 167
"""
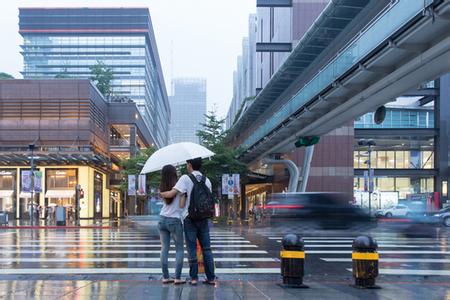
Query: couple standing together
158 157 217 285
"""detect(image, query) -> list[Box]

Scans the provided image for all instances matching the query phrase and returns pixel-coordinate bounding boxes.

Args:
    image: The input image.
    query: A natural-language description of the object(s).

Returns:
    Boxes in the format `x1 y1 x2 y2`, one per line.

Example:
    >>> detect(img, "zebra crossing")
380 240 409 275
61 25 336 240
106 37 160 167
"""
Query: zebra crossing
260 230 450 277
0 229 281 275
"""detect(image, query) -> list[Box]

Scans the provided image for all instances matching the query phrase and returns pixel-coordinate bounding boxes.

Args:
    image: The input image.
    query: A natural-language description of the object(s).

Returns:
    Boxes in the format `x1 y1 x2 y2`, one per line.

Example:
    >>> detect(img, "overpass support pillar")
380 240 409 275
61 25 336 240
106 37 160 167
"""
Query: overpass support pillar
262 158 300 192
298 146 315 192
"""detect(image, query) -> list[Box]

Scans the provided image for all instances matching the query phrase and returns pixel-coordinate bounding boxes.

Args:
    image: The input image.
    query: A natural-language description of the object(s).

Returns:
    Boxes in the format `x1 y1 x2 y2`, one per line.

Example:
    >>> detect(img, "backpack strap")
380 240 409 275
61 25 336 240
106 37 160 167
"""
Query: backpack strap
188 174 199 185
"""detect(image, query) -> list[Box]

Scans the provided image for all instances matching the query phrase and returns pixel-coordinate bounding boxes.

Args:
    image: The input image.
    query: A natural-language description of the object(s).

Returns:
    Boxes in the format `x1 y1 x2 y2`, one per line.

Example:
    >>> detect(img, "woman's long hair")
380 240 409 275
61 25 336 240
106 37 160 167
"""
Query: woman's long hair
159 164 178 205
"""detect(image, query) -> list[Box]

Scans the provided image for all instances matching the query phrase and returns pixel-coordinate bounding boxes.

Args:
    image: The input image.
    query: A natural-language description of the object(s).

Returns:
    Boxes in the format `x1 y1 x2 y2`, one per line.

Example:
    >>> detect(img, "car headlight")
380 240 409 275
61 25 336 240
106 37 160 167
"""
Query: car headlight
433 214 440 217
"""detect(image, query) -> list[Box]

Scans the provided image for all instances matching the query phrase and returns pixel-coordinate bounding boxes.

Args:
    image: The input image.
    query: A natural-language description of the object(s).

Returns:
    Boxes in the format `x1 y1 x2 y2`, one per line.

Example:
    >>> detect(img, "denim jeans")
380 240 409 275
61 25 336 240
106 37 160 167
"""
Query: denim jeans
158 216 184 279
184 217 216 281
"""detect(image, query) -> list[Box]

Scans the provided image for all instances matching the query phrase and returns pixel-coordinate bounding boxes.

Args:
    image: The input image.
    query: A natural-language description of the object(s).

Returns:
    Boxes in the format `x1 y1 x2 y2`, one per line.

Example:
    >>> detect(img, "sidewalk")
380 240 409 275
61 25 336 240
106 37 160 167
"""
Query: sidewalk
0 278 448 299
0 218 117 229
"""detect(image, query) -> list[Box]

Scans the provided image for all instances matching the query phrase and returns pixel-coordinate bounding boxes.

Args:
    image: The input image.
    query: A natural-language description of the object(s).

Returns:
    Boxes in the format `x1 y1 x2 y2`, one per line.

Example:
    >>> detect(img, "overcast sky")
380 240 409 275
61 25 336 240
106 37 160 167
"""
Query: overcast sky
0 0 256 117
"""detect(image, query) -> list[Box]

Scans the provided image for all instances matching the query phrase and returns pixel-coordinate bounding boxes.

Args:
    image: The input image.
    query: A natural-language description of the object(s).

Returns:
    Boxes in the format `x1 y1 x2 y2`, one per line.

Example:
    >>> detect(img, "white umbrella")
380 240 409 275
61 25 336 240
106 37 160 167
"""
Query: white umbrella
140 142 214 174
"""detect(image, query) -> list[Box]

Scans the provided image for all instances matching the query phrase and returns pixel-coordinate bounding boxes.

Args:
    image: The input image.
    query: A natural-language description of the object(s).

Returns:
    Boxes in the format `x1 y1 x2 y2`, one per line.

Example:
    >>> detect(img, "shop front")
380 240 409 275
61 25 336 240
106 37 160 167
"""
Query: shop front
0 169 16 220
4 165 114 221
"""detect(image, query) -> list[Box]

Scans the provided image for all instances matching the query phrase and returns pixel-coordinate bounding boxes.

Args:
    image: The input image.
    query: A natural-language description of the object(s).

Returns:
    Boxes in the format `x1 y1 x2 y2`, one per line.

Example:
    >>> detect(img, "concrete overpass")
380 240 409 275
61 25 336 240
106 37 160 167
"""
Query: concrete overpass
227 0 450 167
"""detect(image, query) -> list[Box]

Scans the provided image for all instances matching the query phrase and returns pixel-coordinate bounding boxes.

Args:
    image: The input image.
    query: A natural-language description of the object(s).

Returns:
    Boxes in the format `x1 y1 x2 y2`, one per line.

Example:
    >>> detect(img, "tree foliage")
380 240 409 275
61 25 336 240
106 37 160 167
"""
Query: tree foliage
197 109 248 193
119 147 160 194
0 72 14 79
90 61 114 97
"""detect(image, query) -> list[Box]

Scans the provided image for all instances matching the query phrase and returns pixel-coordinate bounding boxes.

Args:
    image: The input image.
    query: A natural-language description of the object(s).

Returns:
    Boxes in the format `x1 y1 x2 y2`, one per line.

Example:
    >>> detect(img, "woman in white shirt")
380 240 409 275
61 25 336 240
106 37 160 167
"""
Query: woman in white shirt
158 165 185 284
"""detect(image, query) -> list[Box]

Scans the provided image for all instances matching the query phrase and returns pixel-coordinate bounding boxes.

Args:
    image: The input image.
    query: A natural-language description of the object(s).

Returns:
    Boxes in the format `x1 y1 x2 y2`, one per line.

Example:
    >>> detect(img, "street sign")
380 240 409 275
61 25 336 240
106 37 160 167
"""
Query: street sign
222 174 240 195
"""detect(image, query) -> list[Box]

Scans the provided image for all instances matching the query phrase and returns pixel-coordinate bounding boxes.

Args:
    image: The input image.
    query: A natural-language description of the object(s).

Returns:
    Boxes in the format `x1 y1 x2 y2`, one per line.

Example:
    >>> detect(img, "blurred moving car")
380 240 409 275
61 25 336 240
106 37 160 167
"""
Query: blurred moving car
375 204 410 218
432 206 450 227
264 192 372 229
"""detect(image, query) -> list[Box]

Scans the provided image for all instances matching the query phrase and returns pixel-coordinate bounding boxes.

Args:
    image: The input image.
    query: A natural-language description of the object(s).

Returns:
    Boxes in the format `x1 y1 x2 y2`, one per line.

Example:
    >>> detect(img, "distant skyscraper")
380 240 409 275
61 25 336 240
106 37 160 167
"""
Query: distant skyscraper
18 7 170 147
169 78 207 144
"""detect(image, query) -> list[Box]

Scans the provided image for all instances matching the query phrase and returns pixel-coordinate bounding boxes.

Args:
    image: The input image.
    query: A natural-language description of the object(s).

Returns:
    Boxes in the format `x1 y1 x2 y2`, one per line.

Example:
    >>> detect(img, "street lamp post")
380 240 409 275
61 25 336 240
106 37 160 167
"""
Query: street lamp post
358 139 376 216
29 144 35 227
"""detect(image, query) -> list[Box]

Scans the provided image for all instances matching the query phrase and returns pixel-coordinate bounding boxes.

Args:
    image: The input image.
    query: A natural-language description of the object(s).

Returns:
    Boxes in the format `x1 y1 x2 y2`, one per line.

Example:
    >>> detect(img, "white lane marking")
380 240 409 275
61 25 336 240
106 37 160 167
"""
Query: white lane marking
0 268 280 275
0 250 268 254
0 232 14 237
307 250 450 254
0 244 258 248
346 268 450 276
0 257 277 263
306 244 442 248
275 242 445 248
268 236 450 241
24 239 249 244
322 258 450 263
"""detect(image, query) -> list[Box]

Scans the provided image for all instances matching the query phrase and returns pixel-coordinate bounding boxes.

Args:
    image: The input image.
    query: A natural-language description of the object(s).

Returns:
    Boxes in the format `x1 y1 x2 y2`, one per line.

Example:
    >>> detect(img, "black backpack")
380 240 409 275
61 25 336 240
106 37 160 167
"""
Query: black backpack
188 174 215 220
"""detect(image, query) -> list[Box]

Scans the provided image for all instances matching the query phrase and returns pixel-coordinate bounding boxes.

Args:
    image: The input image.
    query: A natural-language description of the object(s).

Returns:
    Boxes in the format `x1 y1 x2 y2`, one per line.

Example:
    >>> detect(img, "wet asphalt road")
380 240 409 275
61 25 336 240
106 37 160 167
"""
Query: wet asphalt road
0 220 449 299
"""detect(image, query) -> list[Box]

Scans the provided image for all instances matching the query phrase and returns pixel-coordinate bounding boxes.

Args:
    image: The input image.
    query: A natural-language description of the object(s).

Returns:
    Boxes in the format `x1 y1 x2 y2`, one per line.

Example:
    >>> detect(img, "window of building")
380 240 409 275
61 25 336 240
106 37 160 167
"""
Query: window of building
376 177 395 191
396 177 412 199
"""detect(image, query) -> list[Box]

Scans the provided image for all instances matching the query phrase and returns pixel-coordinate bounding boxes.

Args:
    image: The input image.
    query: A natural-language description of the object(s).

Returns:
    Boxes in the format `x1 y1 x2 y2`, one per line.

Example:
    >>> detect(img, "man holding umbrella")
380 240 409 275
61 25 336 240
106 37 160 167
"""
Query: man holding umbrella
160 157 217 286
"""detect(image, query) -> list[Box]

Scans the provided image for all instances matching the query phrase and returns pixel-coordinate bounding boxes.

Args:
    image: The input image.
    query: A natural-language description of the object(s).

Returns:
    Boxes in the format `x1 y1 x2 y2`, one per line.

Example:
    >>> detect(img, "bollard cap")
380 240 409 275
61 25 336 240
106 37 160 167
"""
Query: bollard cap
282 233 304 251
352 235 378 252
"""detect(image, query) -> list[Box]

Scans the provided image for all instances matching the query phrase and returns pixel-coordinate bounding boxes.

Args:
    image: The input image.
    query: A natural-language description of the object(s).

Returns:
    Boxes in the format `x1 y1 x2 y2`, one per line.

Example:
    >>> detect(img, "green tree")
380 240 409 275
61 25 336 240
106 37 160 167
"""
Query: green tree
0 72 14 79
197 109 226 149
196 109 248 193
119 147 161 194
90 61 114 97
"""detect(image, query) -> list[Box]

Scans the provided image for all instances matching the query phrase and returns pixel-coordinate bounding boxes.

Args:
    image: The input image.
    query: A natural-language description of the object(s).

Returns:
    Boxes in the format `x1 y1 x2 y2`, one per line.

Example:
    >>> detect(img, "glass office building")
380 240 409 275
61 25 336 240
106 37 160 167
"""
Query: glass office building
19 8 170 148
169 78 207 144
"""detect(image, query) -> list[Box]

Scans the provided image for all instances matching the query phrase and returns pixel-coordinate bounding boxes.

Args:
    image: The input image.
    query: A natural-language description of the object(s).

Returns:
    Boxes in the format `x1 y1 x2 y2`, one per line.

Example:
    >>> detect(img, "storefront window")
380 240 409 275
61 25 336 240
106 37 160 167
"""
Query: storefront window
396 178 412 199
0 169 16 217
45 169 77 207
420 178 434 193
376 177 395 191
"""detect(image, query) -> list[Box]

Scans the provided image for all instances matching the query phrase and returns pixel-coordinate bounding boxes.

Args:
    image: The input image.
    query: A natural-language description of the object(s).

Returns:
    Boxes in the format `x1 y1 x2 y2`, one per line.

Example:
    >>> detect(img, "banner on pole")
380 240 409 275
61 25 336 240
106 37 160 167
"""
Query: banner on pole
34 171 43 193
137 174 146 196
221 174 240 195
128 175 136 196
21 170 32 192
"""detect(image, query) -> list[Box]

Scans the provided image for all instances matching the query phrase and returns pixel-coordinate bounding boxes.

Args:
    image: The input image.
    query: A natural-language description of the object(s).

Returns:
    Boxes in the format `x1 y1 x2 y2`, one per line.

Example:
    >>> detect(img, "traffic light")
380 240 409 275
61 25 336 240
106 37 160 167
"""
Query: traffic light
80 189 84 199
295 136 320 148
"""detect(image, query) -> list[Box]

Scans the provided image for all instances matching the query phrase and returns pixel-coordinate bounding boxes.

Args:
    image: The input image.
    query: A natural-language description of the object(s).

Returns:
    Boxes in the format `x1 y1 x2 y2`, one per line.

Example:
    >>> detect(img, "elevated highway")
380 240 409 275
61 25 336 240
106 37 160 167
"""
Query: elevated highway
227 0 450 165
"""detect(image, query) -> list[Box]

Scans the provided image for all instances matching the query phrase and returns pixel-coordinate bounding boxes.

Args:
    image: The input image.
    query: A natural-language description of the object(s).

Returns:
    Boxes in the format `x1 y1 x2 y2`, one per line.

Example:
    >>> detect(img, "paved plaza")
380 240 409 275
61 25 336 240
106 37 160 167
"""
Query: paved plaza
0 220 449 299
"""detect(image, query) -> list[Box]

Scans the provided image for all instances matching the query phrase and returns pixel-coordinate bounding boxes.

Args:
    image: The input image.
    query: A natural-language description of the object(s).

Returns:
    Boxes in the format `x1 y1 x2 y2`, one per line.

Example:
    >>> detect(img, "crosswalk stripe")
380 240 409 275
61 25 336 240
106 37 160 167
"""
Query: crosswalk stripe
322 258 450 263
0 250 268 254
346 268 450 276
275 242 445 248
0 268 281 275
23 239 249 244
306 250 450 254
273 239 445 245
0 257 277 263
0 244 258 248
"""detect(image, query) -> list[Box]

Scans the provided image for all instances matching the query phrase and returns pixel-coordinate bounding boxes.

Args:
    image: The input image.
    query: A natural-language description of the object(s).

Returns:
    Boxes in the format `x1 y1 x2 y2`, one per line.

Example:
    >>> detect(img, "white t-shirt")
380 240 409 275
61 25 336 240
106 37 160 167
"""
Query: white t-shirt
174 171 212 220
159 193 183 219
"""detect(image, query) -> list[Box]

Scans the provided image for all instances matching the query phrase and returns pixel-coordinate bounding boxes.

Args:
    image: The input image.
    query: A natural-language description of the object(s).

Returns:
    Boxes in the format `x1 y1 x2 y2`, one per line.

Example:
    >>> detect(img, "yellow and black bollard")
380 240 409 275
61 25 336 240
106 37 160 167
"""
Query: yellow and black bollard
279 233 308 288
352 235 380 289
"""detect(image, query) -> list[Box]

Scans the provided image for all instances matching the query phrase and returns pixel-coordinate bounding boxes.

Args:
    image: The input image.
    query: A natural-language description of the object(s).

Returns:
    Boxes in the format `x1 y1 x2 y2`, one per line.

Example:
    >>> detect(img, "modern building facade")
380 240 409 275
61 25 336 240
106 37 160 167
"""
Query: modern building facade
0 79 154 220
169 78 207 144
18 7 170 148
255 0 329 90
226 14 258 129
354 77 449 207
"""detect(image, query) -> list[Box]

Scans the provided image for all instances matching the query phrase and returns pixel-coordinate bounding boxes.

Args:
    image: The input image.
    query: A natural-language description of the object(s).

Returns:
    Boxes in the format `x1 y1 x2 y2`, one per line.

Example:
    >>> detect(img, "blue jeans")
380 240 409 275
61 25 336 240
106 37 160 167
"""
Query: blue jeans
158 216 184 279
184 217 216 281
